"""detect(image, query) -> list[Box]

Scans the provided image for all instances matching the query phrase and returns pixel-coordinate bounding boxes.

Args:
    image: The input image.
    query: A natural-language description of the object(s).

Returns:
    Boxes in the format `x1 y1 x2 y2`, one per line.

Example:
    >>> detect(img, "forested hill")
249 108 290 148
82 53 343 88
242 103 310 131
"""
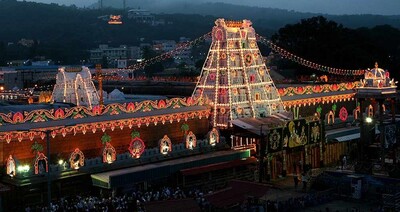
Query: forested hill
2 0 400 44
98 1 400 29
0 1 227 44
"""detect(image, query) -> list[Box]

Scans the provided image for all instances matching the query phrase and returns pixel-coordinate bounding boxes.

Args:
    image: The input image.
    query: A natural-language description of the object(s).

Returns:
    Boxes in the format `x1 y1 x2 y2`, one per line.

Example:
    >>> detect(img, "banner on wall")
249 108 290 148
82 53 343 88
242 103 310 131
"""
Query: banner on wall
268 128 283 153
283 119 308 148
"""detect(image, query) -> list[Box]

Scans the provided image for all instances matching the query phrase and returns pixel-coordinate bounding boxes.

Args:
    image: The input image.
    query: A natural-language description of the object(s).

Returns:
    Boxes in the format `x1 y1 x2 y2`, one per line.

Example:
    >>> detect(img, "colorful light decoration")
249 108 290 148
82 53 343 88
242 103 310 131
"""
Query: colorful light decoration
283 93 355 109
278 82 361 97
339 107 348 122
0 97 200 125
208 128 220 146
69 148 85 170
109 32 212 74
326 111 335 125
159 135 172 155
185 131 197 150
6 155 16 177
34 152 48 175
128 137 145 158
108 15 123 25
102 143 116 164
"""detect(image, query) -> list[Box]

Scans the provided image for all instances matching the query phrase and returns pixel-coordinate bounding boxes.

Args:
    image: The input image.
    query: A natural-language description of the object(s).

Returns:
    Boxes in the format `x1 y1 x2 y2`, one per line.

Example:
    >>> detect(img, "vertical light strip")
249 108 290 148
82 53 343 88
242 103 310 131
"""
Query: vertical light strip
226 37 234 127
213 41 220 127
238 29 256 118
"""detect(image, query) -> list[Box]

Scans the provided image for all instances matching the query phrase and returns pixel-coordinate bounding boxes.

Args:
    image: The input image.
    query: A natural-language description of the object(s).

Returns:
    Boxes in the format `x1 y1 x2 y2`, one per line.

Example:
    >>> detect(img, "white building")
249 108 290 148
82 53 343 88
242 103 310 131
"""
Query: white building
51 66 99 108
152 40 176 52
89 45 142 67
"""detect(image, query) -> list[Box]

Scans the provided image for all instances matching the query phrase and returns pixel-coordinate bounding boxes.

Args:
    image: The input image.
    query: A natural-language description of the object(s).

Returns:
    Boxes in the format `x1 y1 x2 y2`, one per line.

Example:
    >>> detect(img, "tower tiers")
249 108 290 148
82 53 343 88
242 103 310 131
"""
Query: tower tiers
192 19 285 128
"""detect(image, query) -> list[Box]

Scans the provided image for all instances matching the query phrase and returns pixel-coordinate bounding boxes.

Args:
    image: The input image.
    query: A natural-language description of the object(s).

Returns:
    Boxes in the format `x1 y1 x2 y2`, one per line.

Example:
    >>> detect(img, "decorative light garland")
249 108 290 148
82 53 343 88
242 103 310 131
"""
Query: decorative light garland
110 32 212 75
256 34 365 76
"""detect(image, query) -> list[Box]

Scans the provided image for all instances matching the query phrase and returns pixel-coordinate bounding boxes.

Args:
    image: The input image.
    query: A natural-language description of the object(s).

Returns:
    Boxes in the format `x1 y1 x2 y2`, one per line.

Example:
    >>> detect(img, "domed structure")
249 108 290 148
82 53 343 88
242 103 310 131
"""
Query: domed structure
108 89 125 101
51 66 100 108
192 19 285 128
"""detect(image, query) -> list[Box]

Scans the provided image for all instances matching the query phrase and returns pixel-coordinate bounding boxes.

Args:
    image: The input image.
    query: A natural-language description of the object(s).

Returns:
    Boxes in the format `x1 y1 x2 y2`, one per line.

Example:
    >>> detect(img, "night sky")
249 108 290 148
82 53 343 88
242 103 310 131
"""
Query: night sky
24 0 400 15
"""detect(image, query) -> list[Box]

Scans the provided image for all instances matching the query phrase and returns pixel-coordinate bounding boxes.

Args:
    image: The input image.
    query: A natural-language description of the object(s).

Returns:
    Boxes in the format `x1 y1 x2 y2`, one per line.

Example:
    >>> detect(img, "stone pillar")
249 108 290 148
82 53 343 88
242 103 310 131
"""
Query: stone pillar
391 98 396 123
379 99 385 167
305 145 308 167
358 98 365 161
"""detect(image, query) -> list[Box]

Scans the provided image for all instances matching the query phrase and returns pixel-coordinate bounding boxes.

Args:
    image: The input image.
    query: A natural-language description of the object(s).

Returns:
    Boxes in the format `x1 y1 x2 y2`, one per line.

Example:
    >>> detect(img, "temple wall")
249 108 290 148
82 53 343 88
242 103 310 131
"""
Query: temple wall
2 117 209 165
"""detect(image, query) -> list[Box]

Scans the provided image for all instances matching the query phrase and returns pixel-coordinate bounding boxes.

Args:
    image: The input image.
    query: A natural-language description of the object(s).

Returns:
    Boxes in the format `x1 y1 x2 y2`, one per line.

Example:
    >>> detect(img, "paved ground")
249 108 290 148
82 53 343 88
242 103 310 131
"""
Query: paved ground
300 200 378 212
262 173 381 212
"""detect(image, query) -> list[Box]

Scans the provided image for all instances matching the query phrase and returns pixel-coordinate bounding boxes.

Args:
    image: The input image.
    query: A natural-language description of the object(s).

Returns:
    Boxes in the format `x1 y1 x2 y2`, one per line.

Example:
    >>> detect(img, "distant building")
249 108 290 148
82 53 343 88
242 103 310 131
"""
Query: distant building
152 40 176 52
127 9 154 23
3 65 59 90
18 39 36 47
89 45 142 67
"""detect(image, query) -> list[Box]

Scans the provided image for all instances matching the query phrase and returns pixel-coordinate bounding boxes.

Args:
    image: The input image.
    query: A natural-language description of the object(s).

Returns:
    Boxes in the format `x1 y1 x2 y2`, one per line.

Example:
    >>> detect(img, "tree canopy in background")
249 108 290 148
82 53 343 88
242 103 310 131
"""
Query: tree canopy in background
271 16 400 81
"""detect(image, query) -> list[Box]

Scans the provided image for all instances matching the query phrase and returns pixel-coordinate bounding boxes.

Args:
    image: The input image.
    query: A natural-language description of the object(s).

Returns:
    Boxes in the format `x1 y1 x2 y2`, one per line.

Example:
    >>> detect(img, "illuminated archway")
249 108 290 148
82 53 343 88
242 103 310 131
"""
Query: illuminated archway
159 135 172 155
208 128 220 146
6 155 16 177
185 131 197 150
34 152 48 174
69 148 84 169
326 111 335 125
128 137 145 158
353 106 360 120
367 105 374 117
102 143 116 164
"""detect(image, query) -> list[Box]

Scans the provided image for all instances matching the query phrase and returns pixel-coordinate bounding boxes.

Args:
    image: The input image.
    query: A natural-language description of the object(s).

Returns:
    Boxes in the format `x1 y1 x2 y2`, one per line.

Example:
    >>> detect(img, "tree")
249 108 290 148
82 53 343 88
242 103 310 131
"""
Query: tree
271 16 388 79
101 132 111 145
0 41 5 66
181 123 189 138
141 46 164 78
130 130 140 138
31 141 43 154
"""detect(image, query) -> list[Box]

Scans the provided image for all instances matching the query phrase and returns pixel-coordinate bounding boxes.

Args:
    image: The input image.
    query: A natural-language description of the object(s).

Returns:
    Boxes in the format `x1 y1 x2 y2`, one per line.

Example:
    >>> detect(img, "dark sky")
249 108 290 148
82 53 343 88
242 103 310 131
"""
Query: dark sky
25 0 400 15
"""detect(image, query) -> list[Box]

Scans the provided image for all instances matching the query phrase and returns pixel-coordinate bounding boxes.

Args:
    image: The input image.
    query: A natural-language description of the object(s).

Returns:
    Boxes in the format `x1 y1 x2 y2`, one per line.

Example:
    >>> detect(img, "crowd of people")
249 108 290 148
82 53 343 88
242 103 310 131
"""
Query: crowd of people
25 186 211 212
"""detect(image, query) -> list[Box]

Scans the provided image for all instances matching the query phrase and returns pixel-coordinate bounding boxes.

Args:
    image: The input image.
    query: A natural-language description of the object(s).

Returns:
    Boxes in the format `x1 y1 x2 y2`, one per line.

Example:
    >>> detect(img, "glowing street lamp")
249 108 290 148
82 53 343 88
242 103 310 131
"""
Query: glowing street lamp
366 117 373 123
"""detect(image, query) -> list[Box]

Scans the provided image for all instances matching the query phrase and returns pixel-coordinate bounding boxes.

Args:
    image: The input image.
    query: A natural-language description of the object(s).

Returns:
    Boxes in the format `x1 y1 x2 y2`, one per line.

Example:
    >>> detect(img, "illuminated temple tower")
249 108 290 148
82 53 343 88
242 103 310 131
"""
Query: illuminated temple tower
192 19 285 128
51 66 100 108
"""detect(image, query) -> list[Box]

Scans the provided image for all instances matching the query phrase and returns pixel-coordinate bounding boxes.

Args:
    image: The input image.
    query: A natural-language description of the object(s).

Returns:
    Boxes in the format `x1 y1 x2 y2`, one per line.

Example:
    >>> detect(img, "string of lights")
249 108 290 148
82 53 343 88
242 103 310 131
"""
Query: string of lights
256 34 365 76
110 32 212 75
0 85 53 94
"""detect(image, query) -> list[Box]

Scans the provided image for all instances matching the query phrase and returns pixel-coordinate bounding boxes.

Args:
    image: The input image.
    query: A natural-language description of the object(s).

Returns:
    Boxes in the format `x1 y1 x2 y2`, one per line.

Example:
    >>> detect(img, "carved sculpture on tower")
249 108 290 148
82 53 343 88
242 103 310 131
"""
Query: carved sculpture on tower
51 66 100 108
192 19 285 128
